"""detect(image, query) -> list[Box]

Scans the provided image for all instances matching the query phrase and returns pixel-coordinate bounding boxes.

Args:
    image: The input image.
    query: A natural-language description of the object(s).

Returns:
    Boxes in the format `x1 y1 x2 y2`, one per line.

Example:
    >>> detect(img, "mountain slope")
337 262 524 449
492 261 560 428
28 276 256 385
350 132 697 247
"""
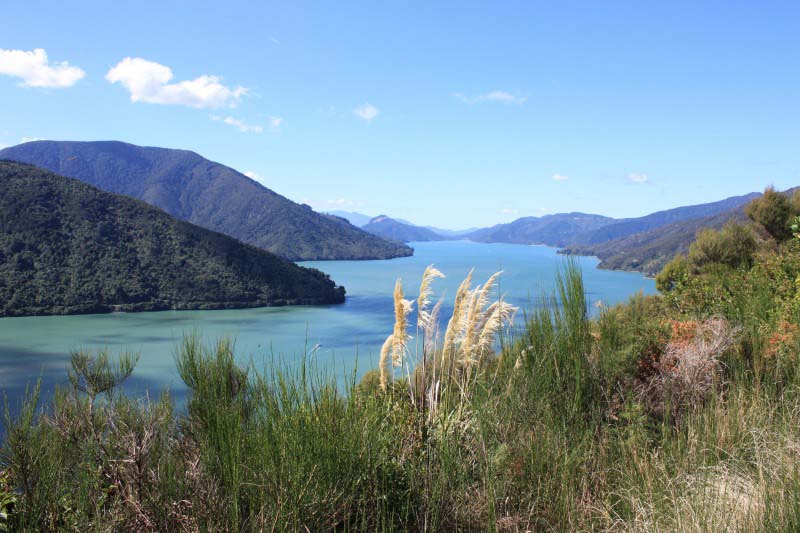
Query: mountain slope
561 189 795 275
362 216 445 243
561 208 750 275
0 141 412 261
0 161 345 317
468 213 615 247
570 192 761 245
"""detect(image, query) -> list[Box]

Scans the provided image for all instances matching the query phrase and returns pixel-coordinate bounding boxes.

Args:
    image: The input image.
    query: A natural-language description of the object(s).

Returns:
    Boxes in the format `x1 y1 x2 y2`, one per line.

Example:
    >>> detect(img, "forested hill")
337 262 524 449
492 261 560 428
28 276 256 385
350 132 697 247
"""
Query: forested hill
562 189 796 276
561 207 750 275
0 141 412 261
569 191 761 245
0 161 345 317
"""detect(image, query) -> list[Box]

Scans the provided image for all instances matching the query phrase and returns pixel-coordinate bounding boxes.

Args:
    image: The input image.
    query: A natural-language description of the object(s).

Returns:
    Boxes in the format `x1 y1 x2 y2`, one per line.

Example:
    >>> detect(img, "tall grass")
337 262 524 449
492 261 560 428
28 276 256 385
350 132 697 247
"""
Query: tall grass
2 261 799 530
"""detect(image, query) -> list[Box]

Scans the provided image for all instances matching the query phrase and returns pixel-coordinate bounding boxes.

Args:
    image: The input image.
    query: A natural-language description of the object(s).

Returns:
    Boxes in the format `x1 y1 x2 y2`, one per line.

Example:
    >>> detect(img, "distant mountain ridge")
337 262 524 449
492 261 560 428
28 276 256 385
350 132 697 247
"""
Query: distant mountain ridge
0 141 412 261
561 188 795 275
568 192 761 246
325 210 373 227
561 208 752 275
0 161 345 317
454 192 772 275
362 216 445 243
467 213 614 247
325 210 476 238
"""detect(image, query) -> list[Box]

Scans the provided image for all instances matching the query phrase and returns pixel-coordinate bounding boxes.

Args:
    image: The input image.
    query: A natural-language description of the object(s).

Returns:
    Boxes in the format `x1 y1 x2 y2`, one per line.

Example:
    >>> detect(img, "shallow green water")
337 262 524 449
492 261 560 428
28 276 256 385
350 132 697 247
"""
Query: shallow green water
0 241 655 402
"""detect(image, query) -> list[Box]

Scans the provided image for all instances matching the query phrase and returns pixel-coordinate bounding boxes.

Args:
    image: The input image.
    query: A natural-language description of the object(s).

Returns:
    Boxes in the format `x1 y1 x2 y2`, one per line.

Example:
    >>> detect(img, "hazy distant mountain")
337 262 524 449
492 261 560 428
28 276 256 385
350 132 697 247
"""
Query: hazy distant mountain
325 210 373 227
394 219 476 237
0 161 345 317
468 213 615 247
425 226 479 238
362 216 445 243
569 192 761 245
0 141 411 261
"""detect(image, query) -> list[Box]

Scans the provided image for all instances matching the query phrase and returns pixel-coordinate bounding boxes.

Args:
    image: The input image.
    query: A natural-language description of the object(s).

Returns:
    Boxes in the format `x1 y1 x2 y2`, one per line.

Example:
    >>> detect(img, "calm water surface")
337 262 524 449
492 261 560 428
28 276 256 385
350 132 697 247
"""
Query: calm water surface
0 241 656 402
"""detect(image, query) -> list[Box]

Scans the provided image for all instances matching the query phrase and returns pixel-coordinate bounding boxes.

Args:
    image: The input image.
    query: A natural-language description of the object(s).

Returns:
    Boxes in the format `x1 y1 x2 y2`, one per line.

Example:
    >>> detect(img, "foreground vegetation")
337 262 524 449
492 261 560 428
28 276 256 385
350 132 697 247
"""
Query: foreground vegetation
3 188 800 530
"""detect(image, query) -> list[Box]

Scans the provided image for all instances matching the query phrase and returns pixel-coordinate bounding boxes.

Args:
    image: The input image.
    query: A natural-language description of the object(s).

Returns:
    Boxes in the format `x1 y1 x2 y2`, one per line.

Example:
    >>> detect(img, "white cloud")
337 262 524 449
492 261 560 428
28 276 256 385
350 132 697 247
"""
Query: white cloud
551 174 569 181
353 103 379 122
269 116 284 131
20 137 44 143
628 172 649 183
302 197 360 209
454 90 526 105
329 198 355 207
0 48 85 88
244 171 269 185
210 115 263 133
501 208 519 215
106 57 247 109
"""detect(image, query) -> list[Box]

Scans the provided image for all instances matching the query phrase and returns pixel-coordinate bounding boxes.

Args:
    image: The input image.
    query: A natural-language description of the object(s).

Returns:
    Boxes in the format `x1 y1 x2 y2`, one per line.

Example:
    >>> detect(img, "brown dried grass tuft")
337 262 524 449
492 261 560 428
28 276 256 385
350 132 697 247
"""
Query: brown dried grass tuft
641 318 737 420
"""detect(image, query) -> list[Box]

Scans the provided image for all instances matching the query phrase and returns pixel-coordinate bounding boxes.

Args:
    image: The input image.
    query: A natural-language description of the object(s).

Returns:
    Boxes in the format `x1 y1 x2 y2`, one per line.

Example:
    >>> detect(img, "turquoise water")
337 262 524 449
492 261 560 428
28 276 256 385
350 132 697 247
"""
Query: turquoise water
0 241 655 403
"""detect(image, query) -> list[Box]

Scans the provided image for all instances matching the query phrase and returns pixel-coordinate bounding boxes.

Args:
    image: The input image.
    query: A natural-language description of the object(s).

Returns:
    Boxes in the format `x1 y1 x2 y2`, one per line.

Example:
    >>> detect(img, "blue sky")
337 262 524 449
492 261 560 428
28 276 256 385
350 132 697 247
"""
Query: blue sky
2 1 799 228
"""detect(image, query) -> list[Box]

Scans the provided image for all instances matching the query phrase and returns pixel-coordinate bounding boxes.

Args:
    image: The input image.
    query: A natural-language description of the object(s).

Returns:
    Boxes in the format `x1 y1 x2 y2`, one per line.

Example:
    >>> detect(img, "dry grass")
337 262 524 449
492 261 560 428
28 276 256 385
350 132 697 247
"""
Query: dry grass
641 317 737 420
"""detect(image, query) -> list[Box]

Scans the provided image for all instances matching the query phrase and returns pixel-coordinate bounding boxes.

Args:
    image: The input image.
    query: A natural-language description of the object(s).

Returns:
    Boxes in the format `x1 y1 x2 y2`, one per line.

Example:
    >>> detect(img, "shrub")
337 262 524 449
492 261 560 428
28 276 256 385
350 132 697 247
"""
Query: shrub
746 186 795 241
657 255 690 293
640 318 736 421
687 223 756 270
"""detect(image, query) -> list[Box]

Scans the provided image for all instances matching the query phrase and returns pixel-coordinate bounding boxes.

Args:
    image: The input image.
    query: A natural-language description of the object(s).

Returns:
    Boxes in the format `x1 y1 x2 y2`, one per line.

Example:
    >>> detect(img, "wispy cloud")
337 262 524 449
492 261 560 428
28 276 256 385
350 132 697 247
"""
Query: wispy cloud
210 115 263 133
628 172 649 184
301 197 364 210
353 103 379 122
269 116 284 132
454 90 527 105
244 171 269 185
0 137 44 149
0 48 85 88
106 57 247 109
328 198 357 207
501 208 519 215
551 173 569 181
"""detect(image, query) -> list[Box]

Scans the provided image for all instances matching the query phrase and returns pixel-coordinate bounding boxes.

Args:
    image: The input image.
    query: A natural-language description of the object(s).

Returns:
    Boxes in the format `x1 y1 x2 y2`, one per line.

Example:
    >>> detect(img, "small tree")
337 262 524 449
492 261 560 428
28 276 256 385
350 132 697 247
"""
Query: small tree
656 255 689 293
745 186 794 241
687 223 756 270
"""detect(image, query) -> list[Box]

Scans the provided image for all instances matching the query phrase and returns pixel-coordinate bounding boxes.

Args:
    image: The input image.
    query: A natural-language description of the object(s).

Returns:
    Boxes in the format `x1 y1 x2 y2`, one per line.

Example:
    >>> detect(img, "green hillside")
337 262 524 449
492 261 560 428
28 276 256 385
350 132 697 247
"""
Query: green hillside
0 161 345 316
0 141 412 261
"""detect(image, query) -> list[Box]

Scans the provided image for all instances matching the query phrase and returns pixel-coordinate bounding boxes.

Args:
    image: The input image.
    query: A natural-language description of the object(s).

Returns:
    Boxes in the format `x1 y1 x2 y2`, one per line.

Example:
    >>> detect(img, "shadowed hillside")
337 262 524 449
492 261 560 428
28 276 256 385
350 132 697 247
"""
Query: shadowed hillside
561 208 750 275
569 192 760 245
0 141 412 261
0 161 345 316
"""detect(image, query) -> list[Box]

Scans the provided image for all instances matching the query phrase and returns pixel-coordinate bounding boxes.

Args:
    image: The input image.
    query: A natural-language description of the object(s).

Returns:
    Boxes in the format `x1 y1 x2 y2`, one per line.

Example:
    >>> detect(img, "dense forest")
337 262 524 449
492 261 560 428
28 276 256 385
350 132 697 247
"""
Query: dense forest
0 161 345 317
3 188 800 530
0 141 412 261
